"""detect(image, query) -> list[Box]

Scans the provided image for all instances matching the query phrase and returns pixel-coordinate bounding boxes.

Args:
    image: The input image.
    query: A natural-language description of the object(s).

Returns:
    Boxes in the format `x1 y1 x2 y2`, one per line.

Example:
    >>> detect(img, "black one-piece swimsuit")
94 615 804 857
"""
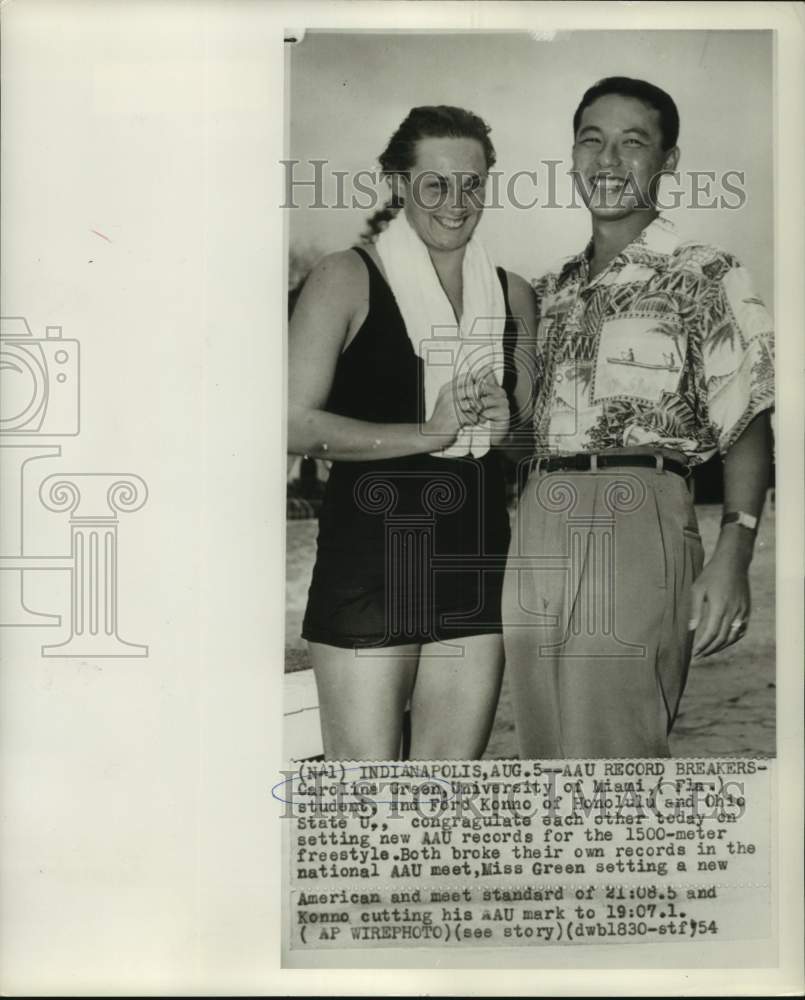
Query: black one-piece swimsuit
301 246 517 649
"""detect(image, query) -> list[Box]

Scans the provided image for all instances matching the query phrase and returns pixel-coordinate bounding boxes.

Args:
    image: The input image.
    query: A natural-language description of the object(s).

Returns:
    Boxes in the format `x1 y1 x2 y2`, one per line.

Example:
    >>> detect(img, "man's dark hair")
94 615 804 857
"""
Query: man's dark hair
573 77 680 150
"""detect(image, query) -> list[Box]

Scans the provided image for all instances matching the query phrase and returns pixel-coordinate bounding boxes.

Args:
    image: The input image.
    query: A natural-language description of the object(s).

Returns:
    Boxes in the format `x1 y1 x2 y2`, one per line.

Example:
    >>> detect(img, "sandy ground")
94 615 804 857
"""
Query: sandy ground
284 504 775 757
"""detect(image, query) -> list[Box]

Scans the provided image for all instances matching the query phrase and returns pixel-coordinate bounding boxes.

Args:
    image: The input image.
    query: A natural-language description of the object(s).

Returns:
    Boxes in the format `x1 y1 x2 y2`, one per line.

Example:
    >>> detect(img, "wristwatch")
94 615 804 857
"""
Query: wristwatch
721 510 759 533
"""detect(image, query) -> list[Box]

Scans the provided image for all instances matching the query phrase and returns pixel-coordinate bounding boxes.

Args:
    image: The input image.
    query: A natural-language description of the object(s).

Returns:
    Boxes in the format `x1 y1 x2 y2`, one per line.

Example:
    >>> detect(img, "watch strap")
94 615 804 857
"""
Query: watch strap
721 510 758 533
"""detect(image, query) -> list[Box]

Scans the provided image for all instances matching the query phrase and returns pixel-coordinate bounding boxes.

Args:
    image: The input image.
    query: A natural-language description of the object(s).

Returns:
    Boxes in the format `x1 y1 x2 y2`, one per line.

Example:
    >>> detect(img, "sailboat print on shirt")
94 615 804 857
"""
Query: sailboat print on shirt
594 317 686 403
606 347 680 372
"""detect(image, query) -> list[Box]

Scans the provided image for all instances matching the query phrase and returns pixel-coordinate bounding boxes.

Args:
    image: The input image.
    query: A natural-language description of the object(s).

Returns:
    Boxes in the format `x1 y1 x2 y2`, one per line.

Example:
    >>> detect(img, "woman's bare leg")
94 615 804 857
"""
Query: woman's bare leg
408 633 504 760
308 641 419 760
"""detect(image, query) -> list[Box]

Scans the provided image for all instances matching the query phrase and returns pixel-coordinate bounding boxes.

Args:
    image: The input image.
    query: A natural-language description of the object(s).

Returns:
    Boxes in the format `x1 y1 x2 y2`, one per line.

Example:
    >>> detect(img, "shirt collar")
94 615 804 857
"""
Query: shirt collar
557 214 681 288
632 214 681 256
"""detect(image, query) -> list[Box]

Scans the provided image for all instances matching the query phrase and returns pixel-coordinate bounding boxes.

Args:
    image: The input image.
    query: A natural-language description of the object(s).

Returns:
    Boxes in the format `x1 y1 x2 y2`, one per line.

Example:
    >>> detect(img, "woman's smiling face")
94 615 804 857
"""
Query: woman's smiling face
398 136 488 253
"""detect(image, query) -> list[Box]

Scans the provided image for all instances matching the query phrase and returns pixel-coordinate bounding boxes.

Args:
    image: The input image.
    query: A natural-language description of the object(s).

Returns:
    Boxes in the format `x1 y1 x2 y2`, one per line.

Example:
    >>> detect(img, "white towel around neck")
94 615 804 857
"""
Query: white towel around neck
375 210 505 458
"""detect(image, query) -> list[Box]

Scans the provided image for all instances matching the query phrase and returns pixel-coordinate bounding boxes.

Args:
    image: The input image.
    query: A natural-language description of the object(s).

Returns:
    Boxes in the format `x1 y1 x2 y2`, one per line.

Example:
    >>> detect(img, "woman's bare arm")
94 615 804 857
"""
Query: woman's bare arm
288 250 468 461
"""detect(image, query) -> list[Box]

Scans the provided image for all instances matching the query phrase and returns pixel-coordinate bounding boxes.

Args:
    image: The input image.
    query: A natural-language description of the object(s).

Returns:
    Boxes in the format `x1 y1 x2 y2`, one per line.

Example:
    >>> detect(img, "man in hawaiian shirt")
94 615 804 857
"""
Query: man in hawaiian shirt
503 76 774 758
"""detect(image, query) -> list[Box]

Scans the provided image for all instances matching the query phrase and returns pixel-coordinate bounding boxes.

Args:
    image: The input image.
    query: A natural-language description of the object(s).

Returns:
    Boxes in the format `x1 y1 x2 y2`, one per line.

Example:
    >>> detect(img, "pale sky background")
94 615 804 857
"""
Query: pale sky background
288 30 773 306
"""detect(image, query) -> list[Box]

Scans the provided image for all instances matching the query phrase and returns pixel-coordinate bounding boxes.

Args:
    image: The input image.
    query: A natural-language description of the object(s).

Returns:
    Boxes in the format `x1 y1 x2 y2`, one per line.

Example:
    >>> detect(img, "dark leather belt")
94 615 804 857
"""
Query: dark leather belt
534 453 690 480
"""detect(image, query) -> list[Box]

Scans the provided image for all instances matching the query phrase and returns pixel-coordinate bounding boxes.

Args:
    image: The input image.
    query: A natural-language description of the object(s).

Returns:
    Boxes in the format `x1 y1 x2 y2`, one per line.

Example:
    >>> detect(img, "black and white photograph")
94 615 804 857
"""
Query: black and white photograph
1 2 802 995
284 29 776 763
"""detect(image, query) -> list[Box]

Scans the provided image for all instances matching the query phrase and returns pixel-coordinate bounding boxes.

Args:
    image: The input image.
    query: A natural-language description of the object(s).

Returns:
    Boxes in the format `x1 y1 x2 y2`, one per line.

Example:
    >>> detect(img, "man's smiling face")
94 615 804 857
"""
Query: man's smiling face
572 93 679 220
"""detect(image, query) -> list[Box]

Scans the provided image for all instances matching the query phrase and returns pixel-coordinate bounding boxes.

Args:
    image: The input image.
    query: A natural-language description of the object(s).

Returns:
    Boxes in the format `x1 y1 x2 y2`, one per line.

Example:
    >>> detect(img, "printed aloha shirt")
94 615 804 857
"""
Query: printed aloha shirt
531 215 775 465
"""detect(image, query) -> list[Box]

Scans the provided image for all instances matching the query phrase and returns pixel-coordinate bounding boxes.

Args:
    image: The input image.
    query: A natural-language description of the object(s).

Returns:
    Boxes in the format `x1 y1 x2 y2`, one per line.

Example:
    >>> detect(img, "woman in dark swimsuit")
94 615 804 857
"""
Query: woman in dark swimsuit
288 106 538 760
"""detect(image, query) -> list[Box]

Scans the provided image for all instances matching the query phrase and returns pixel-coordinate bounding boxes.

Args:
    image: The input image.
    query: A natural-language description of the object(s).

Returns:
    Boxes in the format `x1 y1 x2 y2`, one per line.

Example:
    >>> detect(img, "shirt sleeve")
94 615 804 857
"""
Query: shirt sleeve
700 260 775 454
531 272 552 384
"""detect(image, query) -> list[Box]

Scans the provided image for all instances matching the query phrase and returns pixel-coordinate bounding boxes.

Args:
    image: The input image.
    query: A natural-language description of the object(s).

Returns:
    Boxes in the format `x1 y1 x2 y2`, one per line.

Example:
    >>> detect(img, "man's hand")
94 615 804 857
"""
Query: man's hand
689 546 751 658
475 368 510 446
690 410 771 658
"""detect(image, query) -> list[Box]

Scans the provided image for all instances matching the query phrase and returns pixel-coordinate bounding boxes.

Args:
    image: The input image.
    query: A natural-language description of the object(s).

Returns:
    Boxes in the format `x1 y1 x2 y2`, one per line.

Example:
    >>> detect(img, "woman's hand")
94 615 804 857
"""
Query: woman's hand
476 371 510 446
424 373 482 448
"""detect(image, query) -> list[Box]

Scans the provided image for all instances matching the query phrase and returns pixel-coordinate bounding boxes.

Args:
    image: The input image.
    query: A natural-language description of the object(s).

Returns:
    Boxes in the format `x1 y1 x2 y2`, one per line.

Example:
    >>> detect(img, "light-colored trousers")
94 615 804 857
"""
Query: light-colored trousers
502 466 704 758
